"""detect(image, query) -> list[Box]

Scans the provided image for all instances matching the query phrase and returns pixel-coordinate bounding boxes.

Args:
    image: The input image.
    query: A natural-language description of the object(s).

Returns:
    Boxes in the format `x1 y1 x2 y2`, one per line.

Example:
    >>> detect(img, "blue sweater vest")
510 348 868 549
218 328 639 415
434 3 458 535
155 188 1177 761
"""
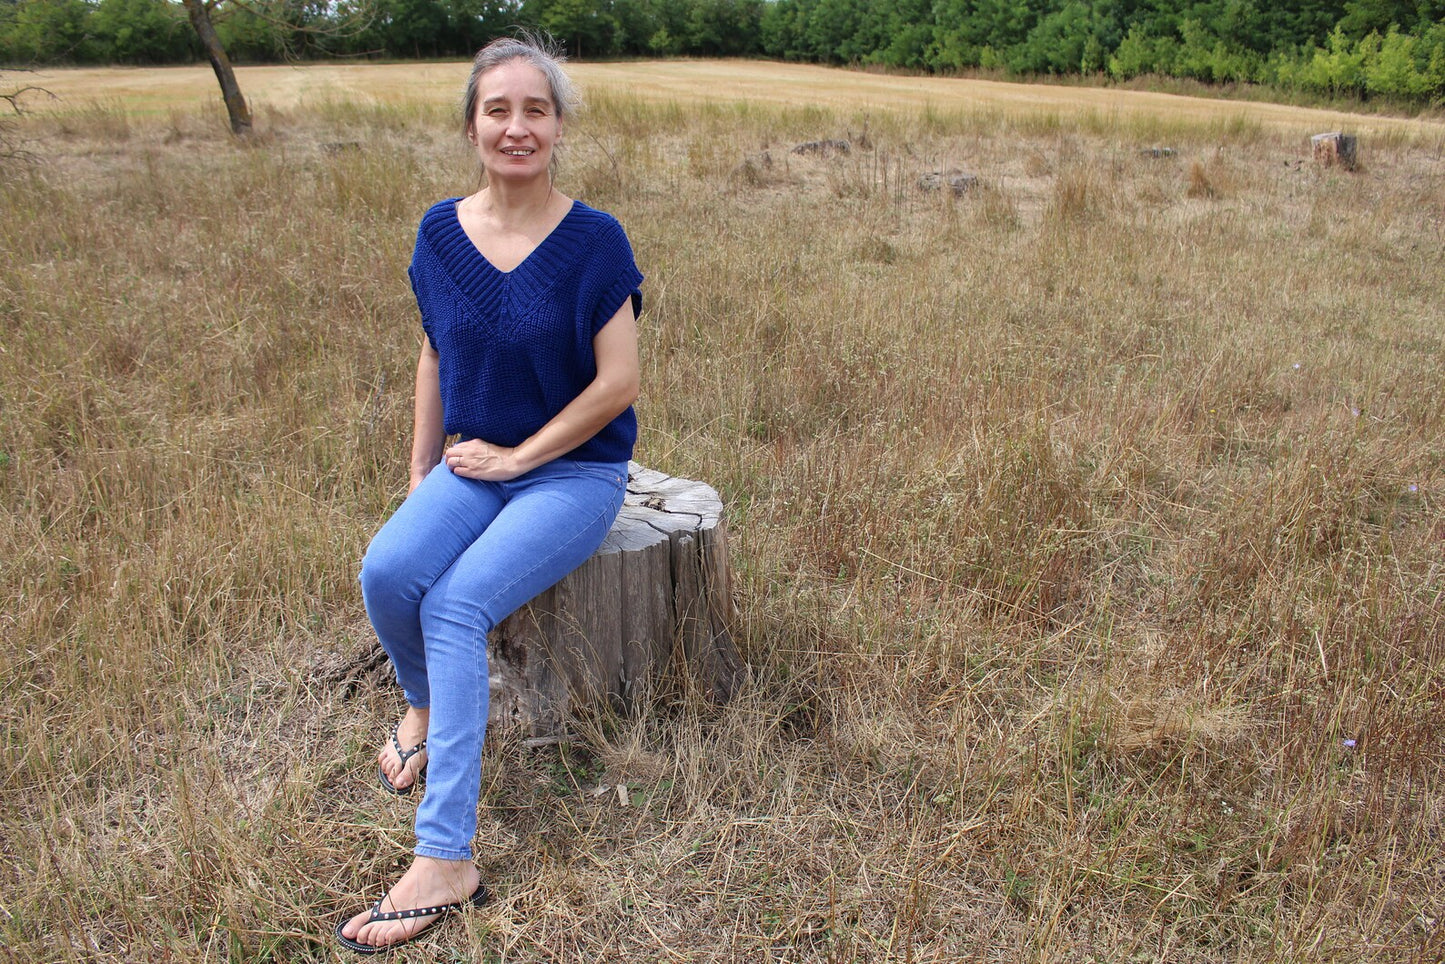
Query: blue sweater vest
408 199 643 465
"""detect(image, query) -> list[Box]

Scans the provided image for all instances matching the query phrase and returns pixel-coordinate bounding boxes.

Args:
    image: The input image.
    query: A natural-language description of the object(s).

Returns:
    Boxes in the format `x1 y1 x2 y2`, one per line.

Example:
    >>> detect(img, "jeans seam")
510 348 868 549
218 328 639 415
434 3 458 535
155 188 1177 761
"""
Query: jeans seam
415 843 472 861
468 484 621 636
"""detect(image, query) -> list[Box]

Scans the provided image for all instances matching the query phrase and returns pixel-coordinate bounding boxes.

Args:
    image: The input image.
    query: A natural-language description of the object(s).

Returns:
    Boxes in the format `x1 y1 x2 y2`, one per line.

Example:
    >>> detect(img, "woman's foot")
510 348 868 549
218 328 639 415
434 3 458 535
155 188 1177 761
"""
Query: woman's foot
338 856 483 952
378 706 429 793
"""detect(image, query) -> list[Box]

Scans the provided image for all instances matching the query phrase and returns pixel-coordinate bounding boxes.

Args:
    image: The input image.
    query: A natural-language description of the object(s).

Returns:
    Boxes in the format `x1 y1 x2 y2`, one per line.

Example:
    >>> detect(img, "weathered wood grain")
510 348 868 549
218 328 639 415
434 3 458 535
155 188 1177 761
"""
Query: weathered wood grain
487 462 743 733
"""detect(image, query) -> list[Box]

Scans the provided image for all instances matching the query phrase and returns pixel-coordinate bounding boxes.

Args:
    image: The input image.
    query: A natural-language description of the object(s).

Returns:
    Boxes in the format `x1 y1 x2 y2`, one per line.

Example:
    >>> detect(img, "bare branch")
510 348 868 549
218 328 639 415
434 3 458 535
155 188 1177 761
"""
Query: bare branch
205 0 377 61
2 86 55 114
1 83 54 166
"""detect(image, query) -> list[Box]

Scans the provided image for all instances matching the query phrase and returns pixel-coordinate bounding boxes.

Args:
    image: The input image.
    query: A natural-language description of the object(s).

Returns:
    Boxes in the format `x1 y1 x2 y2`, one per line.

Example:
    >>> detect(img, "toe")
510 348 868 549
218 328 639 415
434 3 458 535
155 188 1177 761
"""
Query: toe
396 757 420 789
358 914 429 950
378 743 409 787
341 908 372 941
388 750 425 790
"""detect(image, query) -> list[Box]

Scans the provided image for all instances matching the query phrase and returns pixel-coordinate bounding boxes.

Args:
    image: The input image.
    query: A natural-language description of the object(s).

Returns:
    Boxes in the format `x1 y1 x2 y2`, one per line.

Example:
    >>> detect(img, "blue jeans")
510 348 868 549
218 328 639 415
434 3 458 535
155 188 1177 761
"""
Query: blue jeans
359 457 628 861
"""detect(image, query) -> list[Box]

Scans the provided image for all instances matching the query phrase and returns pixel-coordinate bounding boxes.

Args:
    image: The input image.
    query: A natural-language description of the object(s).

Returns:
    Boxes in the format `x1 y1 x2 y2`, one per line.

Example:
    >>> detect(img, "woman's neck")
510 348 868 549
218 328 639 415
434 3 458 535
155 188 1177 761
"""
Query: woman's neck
474 178 562 230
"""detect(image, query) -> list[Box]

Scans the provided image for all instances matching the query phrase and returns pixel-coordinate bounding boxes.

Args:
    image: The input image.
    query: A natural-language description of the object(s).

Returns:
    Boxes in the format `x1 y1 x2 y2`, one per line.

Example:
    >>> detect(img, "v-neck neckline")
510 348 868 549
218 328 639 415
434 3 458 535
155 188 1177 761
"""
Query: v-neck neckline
453 197 576 277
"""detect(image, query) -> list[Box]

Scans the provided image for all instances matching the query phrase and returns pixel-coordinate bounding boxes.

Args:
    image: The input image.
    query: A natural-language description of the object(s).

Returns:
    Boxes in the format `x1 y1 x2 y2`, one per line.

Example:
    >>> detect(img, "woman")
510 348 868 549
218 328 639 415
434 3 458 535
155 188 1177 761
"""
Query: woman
337 35 642 954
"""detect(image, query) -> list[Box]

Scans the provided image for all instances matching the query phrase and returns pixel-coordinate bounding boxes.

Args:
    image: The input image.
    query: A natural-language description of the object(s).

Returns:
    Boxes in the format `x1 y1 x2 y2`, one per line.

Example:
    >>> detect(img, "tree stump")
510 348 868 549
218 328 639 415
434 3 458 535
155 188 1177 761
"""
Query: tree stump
791 138 851 157
487 463 744 734
1312 131 1358 171
918 169 979 196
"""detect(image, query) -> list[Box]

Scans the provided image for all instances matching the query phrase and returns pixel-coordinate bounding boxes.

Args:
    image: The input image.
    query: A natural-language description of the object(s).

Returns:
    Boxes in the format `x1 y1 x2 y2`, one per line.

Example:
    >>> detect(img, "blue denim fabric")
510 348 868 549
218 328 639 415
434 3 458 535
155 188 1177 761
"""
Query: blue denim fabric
360 457 628 860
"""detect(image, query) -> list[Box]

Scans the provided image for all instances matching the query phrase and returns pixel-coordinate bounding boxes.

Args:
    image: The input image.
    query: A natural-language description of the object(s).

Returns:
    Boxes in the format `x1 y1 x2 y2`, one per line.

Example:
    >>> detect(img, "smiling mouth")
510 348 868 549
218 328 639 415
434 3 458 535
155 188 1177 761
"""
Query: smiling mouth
501 148 534 156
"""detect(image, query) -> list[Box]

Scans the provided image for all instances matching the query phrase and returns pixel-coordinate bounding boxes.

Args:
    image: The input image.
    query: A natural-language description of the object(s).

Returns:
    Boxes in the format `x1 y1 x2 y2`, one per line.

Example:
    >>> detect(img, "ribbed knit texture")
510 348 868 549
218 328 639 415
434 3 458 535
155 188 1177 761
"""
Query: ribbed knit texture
408 198 643 465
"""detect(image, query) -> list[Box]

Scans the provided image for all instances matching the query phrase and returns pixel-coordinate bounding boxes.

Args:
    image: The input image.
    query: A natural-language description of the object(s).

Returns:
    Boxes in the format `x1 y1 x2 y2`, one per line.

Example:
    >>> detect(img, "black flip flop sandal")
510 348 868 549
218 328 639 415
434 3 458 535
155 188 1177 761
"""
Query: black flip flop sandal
335 883 489 954
378 723 427 796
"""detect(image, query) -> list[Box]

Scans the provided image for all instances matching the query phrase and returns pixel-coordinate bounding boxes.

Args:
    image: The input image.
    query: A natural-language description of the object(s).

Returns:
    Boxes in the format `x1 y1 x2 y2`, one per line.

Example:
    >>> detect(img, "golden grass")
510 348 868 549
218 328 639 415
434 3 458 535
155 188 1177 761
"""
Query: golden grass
2 67 1443 961
16 59 1445 143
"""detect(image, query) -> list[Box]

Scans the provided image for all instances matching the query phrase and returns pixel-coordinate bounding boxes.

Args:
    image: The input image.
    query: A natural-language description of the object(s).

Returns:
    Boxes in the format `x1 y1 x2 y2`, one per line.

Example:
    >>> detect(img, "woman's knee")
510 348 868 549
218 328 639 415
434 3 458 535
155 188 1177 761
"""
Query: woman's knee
359 527 419 601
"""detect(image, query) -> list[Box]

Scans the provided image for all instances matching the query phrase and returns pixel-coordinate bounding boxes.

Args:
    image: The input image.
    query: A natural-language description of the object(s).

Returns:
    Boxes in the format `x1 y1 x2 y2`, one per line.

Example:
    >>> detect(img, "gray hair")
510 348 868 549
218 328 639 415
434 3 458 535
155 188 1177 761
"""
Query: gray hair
462 33 580 137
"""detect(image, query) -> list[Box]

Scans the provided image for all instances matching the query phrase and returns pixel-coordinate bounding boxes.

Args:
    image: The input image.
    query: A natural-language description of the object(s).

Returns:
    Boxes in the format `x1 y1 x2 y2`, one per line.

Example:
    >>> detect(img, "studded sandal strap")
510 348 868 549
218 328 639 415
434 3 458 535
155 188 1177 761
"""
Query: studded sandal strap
352 884 489 937
389 725 427 766
367 898 465 924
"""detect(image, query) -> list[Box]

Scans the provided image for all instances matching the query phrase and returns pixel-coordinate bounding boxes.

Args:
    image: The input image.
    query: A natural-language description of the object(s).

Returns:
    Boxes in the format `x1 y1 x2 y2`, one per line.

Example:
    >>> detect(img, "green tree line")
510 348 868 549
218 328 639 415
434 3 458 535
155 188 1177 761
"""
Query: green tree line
2 0 1442 103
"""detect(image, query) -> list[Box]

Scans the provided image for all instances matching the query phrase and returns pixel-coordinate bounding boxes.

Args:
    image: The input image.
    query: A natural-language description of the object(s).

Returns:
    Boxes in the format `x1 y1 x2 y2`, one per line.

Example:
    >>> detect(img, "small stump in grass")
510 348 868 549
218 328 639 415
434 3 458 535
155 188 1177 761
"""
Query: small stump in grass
1312 131 1358 171
919 169 979 196
791 138 851 157
488 462 744 734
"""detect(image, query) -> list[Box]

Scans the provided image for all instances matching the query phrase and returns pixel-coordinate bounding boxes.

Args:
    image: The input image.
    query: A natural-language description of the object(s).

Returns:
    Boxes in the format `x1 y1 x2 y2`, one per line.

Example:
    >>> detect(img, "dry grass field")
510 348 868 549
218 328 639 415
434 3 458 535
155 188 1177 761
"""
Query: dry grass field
2 62 1444 962
19 59 1445 136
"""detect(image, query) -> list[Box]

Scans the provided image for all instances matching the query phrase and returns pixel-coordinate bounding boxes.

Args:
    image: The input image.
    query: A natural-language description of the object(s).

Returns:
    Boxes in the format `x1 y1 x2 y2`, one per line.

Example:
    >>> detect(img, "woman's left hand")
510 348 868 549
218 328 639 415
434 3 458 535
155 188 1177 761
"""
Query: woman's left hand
444 439 523 481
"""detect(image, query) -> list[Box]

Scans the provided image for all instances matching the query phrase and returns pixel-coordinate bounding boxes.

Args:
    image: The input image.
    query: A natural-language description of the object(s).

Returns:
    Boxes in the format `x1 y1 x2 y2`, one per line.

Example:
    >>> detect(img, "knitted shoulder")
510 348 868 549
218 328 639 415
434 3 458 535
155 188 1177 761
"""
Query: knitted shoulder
415 197 463 240
568 201 630 243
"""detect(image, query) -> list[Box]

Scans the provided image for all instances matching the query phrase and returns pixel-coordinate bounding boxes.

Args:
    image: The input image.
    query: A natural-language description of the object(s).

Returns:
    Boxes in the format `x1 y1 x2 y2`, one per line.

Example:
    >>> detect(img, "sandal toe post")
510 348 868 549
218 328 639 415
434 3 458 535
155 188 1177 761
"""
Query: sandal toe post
378 724 427 796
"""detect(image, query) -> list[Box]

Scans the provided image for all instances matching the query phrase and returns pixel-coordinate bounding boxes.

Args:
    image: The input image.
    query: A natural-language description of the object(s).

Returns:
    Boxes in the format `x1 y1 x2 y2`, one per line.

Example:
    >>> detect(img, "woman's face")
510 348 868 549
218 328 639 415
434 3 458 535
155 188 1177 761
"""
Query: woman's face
467 59 561 186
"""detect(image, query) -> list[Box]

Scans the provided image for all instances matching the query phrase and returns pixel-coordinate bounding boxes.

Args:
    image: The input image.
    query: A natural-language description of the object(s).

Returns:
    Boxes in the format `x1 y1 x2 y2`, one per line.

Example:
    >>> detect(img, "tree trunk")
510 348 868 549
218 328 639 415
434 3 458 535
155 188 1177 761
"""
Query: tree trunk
488 463 745 734
182 0 252 136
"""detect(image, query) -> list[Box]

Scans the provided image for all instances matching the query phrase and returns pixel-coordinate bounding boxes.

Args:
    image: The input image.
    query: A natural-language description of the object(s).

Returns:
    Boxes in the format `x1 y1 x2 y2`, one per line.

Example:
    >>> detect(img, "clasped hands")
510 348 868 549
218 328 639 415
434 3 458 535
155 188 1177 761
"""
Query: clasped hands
444 438 524 482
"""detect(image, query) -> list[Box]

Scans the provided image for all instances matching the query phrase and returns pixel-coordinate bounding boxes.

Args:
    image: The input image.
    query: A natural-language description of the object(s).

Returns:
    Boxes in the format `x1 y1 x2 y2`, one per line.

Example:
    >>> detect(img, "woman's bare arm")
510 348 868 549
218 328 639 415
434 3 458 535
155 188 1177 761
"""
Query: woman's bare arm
409 339 446 493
